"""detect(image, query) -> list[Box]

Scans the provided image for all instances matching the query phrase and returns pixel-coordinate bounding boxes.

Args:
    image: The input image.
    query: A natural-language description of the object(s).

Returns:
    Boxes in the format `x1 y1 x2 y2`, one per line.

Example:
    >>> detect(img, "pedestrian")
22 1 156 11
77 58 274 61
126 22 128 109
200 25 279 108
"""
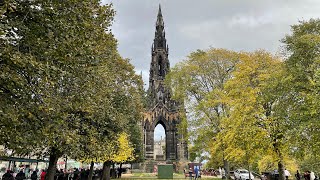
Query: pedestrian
73 168 79 180
304 171 310 180
84 169 90 180
221 168 226 179
2 170 14 180
117 167 122 178
295 170 301 180
40 169 46 180
57 169 65 180
24 167 30 179
31 171 38 180
285 169 291 180
79 169 86 180
194 167 199 180
15 170 26 180
189 168 193 180
310 172 315 180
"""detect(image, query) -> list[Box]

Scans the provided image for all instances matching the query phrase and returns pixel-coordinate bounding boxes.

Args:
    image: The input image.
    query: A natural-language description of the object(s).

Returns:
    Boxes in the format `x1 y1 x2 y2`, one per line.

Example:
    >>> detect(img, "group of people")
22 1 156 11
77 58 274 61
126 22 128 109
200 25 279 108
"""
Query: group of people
2 169 47 180
1 168 92 180
295 170 317 180
184 167 201 180
272 169 318 180
2 167 125 180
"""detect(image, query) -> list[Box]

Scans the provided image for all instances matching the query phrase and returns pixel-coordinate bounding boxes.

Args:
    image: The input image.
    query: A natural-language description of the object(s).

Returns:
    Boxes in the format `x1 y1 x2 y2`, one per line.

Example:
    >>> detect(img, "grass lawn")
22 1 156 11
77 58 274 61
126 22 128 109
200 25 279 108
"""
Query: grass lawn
119 173 220 179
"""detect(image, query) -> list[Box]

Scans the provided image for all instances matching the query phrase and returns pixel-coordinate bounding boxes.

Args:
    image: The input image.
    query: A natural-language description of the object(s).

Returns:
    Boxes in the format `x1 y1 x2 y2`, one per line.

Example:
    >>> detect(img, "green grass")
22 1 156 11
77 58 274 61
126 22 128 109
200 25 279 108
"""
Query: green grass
119 173 220 179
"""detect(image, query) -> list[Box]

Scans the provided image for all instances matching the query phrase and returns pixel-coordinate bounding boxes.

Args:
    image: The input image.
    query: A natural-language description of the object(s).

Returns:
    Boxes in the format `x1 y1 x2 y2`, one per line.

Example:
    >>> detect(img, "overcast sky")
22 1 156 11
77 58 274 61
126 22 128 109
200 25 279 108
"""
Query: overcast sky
103 0 320 140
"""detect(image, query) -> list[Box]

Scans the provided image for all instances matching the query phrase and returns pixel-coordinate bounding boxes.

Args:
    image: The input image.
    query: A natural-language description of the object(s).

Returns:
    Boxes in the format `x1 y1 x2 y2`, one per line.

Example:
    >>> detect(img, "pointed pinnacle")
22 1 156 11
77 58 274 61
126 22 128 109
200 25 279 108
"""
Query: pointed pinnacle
158 4 162 16
156 4 164 26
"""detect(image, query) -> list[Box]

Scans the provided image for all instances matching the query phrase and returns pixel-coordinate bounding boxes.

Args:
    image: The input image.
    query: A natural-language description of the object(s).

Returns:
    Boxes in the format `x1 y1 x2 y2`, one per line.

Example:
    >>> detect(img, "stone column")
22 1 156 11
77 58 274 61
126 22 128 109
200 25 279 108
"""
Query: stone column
145 130 154 159
166 130 176 160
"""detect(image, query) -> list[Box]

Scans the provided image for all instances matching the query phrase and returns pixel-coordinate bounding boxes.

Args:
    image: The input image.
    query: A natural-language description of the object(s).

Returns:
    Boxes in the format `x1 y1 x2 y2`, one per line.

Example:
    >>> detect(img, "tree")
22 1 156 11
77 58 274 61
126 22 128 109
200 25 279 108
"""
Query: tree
90 56 143 180
166 48 239 178
282 19 320 173
216 50 292 179
112 132 135 163
0 1 143 180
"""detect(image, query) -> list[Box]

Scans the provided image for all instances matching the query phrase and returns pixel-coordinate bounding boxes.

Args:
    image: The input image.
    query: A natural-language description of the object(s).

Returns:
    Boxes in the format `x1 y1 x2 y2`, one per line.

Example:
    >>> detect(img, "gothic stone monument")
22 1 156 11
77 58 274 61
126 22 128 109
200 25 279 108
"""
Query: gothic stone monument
142 5 188 168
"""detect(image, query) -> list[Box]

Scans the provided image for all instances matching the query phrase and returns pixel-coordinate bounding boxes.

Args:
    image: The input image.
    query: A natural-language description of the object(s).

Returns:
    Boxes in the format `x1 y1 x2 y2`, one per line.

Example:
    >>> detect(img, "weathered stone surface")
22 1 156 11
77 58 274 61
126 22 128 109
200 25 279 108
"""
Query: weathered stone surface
142 5 188 162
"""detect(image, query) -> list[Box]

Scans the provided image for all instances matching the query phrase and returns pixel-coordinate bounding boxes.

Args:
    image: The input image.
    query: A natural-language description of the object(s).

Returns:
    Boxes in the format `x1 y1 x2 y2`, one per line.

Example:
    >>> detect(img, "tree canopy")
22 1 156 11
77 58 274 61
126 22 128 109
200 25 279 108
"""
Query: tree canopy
0 1 143 180
167 19 320 177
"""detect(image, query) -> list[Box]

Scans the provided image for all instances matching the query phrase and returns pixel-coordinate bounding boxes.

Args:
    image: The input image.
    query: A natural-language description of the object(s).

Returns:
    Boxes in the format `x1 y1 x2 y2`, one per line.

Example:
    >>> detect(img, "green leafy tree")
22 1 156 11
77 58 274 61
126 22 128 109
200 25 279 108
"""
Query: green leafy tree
0 1 143 180
166 48 239 178
282 19 320 174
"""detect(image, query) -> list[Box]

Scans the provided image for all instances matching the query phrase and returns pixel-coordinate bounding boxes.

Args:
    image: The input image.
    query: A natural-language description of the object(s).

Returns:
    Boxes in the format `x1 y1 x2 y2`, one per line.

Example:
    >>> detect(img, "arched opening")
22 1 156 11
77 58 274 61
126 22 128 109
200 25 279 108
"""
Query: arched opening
158 56 163 77
154 122 166 160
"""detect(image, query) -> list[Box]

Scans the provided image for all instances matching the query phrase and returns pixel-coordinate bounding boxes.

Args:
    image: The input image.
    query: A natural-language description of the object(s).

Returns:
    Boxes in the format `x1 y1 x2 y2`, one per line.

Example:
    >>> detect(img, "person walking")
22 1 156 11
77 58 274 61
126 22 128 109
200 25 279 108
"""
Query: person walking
295 170 301 180
189 168 193 180
194 167 199 180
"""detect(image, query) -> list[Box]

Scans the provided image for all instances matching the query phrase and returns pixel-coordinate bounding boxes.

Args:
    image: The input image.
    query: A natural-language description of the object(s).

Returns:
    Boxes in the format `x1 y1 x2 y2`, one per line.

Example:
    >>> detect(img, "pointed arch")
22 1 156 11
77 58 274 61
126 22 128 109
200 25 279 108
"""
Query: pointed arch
158 55 163 76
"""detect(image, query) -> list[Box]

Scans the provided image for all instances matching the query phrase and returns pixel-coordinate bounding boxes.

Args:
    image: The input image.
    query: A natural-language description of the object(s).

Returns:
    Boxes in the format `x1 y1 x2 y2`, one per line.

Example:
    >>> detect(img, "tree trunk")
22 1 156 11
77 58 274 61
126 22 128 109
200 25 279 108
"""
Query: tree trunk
246 151 252 180
223 159 230 180
120 163 123 177
102 161 111 180
64 156 67 171
46 147 61 180
274 141 285 180
248 165 252 180
88 161 94 180
278 160 285 180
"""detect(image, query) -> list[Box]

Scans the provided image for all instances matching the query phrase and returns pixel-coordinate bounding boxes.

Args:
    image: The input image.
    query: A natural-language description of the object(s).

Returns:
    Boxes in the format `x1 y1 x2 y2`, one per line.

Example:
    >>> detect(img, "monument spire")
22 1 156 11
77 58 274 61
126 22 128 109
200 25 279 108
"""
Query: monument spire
156 4 164 27
154 4 166 50
149 4 169 92
143 4 188 164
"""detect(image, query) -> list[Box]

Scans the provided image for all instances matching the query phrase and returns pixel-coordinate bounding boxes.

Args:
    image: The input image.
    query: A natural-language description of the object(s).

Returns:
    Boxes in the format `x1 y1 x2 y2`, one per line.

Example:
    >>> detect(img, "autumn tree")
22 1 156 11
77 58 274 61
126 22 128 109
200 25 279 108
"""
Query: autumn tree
216 50 292 179
166 48 239 178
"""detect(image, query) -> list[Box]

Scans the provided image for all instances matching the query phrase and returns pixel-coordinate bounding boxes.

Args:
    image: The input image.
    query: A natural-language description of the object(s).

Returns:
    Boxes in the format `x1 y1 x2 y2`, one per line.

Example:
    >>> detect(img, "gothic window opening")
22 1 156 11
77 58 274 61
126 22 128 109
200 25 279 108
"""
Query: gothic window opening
158 56 163 76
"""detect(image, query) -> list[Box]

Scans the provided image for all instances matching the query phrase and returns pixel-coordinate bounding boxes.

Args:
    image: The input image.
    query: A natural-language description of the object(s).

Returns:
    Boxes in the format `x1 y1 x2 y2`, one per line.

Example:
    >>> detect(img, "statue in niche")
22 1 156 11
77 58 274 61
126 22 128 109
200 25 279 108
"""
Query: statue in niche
157 90 163 101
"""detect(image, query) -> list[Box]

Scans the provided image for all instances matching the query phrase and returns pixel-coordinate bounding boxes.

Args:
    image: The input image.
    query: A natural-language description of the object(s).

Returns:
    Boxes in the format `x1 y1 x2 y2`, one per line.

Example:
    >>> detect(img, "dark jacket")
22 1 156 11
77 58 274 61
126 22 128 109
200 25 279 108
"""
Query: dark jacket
31 172 38 180
15 171 26 180
2 172 14 180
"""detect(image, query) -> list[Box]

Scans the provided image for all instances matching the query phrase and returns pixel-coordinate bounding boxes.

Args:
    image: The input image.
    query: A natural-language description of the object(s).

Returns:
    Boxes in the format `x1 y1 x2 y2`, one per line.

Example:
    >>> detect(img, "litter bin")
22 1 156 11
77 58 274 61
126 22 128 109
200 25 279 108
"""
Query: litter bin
158 164 173 179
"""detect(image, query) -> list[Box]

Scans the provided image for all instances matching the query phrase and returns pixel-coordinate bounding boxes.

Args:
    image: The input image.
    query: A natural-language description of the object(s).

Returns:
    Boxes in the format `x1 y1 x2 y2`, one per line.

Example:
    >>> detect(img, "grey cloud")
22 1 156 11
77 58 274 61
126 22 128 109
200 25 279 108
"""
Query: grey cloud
102 0 320 139
104 0 320 86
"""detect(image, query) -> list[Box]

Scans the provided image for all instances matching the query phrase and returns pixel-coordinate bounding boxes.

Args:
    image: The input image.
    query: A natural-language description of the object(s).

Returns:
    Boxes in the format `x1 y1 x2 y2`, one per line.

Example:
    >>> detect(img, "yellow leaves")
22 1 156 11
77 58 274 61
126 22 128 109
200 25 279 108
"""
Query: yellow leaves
216 50 284 165
257 155 298 172
112 132 135 163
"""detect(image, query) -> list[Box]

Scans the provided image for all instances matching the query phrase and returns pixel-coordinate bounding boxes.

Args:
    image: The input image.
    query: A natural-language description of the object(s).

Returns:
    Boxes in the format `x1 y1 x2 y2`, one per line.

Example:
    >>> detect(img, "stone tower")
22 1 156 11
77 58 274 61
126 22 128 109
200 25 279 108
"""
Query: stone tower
142 5 188 162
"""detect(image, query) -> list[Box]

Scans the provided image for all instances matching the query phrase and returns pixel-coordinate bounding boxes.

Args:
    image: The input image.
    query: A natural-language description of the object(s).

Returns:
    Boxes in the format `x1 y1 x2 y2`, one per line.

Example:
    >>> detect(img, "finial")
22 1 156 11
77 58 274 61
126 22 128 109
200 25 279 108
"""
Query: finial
158 4 161 15
156 4 163 26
